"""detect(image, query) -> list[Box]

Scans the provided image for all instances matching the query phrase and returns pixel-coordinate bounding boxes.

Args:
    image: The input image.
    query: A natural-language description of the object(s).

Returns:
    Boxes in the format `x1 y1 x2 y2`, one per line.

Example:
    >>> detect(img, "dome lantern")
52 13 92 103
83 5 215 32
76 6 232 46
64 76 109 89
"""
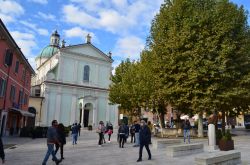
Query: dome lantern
50 30 60 47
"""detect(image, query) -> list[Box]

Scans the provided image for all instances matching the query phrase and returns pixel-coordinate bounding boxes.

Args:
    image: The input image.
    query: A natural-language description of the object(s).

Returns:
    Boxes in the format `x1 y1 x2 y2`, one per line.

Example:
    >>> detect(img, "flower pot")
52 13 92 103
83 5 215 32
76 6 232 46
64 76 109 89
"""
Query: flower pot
218 139 234 151
88 125 92 131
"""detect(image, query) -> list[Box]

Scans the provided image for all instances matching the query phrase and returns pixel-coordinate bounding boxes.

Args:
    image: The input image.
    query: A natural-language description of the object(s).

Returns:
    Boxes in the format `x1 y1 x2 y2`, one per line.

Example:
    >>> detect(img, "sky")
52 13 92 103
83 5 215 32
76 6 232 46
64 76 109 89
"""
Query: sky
0 0 249 71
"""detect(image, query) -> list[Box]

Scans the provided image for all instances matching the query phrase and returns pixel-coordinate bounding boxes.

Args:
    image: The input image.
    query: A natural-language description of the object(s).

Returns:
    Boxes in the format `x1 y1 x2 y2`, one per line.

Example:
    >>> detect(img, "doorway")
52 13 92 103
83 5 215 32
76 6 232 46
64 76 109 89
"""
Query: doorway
83 110 89 127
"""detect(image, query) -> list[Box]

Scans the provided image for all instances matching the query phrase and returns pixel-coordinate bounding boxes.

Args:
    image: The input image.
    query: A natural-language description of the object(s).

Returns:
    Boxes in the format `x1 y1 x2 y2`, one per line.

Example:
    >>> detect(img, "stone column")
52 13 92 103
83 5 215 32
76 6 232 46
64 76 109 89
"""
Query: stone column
70 95 77 124
55 92 61 121
43 90 49 126
208 124 218 151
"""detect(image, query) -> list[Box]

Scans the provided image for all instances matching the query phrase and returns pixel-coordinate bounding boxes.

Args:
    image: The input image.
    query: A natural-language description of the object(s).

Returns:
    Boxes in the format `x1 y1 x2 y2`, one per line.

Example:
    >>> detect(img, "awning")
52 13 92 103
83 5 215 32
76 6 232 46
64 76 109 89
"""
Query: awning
10 108 35 117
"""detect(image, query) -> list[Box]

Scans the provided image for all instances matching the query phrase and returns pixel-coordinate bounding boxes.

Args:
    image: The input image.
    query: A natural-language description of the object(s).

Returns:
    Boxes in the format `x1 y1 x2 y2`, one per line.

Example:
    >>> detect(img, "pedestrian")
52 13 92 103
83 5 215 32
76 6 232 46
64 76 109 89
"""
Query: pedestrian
0 137 5 164
96 121 105 146
133 120 140 147
42 120 62 165
55 123 66 160
124 123 129 143
183 118 191 144
130 123 136 143
147 121 153 144
137 120 152 162
71 123 78 145
77 123 81 136
118 122 126 148
107 122 113 143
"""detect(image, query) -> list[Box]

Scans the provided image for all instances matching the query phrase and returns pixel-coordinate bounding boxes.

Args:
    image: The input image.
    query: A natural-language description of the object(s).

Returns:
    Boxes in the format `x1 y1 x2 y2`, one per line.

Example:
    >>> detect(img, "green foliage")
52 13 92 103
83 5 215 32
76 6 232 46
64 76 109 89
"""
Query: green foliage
216 129 223 140
222 129 232 141
148 0 250 114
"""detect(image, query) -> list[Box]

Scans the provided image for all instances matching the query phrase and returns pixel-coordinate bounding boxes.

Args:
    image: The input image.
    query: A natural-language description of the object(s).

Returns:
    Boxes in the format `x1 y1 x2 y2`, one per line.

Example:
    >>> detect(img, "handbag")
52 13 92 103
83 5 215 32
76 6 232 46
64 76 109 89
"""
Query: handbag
96 128 101 133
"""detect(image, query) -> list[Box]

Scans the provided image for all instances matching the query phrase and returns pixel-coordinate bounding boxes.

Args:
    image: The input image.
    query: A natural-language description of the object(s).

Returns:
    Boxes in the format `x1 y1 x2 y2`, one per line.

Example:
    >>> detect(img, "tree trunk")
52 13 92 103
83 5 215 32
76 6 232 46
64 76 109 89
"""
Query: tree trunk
222 110 226 134
198 112 204 138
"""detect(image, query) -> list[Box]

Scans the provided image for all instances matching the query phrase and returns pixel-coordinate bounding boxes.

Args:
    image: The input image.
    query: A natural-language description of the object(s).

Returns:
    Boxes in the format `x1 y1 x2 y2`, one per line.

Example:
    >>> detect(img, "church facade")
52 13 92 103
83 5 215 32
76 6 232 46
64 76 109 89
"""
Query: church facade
30 31 118 127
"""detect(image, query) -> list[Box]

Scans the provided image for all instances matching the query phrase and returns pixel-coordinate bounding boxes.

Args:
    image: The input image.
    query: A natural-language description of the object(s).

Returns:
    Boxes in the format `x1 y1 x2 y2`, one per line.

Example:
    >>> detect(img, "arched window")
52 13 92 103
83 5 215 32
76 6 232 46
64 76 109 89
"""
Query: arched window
83 65 90 82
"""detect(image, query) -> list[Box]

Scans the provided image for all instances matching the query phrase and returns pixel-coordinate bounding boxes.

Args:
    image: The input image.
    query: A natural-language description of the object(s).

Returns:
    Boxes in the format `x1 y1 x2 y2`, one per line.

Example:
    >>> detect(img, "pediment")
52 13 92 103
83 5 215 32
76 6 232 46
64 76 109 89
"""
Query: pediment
62 44 112 63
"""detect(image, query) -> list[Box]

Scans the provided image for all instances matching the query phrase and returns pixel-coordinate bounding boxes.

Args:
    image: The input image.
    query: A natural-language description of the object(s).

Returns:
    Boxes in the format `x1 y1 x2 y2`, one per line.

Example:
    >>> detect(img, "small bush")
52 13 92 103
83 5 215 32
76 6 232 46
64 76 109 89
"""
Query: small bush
216 129 223 140
220 129 232 141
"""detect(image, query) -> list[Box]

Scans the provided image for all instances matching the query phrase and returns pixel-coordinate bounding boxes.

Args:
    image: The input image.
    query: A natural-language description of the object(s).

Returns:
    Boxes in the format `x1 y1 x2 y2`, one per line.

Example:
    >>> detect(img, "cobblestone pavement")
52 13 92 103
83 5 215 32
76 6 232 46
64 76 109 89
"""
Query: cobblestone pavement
2 129 250 165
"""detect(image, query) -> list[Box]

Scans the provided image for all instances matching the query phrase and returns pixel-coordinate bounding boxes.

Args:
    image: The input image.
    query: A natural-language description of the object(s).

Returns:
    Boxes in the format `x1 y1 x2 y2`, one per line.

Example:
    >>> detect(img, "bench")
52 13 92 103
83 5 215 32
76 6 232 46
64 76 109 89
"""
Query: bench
195 150 241 165
166 143 204 157
152 139 181 149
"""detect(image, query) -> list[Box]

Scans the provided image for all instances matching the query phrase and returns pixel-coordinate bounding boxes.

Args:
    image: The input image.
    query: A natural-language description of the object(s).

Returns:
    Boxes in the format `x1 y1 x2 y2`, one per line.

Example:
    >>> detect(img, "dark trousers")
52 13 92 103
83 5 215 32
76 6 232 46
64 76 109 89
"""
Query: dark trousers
131 133 135 143
98 133 103 145
108 134 111 141
119 134 126 147
55 143 64 159
102 133 106 143
139 143 151 159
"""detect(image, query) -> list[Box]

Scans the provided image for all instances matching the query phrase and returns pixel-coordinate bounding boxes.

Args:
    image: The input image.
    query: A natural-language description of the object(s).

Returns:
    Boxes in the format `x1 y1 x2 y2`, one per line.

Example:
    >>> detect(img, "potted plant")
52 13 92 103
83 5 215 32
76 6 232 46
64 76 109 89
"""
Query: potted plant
88 125 92 131
218 129 234 151
216 129 223 145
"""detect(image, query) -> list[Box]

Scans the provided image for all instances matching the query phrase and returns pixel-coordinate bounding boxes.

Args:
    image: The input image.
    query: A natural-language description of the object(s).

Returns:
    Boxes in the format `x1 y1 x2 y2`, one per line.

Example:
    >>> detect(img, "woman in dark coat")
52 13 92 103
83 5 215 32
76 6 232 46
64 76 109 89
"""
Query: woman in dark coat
55 123 66 160
0 137 5 164
137 120 151 162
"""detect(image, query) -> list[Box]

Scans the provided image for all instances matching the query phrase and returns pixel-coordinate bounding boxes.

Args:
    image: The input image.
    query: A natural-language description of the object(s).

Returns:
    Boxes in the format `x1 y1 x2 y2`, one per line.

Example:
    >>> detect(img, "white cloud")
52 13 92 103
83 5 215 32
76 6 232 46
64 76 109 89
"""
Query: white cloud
10 31 37 69
37 12 56 21
111 59 122 75
62 0 164 34
0 0 24 23
63 27 98 44
63 5 98 28
113 36 145 60
10 31 37 56
20 21 49 36
29 0 48 4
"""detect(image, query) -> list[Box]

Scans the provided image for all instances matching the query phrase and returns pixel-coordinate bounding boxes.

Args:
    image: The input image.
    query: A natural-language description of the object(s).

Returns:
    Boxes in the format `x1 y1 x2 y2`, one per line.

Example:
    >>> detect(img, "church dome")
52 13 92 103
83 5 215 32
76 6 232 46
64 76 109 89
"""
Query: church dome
36 45 59 59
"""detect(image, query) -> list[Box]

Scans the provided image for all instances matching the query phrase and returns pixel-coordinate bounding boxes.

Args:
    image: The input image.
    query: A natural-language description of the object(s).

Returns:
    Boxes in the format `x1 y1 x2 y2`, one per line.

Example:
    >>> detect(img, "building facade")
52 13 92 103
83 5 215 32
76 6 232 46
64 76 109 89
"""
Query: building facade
30 32 118 127
0 19 35 136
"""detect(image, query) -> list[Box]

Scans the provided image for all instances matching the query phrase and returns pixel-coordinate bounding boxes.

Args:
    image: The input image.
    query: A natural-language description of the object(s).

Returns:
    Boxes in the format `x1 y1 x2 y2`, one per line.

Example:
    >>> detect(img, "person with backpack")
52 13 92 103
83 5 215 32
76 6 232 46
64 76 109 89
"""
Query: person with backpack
118 122 127 148
183 118 191 144
107 122 113 143
130 123 136 143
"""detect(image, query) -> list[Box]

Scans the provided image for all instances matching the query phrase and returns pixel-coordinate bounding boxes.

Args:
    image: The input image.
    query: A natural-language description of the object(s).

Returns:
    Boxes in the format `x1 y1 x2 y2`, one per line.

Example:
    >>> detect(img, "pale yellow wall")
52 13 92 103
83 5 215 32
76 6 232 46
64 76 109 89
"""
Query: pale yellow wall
29 97 43 126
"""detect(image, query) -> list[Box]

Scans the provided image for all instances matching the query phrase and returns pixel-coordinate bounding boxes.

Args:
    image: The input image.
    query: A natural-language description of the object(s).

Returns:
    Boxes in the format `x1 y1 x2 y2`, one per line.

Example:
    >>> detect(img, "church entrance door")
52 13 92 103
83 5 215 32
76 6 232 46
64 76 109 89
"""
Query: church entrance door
83 110 89 127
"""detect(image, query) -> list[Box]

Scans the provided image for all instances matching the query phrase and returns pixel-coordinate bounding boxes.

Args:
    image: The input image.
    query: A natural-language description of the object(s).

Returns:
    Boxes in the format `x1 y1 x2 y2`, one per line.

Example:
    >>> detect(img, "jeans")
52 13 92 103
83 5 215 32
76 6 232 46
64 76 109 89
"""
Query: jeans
134 132 140 146
184 129 190 143
42 143 59 164
72 133 78 144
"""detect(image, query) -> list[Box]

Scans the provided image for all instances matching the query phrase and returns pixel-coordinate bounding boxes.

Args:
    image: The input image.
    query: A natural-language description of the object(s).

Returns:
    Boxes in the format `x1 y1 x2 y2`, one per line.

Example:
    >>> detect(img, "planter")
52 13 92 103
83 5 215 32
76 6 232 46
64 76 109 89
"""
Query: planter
218 139 234 151
88 125 92 131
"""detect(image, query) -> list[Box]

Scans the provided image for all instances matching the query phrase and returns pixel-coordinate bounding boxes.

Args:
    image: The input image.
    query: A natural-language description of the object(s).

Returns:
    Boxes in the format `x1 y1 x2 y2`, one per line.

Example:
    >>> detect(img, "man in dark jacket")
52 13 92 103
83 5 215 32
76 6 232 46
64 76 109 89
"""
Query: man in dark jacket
137 120 151 162
42 120 62 165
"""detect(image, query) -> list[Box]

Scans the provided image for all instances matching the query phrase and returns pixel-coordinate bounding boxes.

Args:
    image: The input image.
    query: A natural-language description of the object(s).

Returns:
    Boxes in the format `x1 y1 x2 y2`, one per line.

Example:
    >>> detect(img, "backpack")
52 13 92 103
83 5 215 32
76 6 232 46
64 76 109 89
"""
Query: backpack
119 125 125 133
